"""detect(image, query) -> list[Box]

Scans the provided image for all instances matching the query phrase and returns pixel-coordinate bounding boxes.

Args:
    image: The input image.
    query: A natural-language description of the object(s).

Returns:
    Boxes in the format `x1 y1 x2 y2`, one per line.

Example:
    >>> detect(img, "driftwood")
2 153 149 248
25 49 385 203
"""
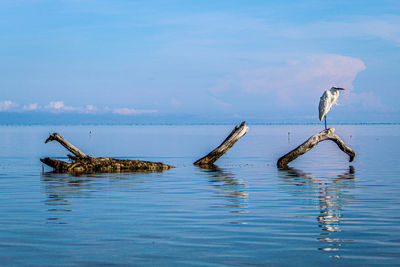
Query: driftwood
277 128 355 169
41 133 174 174
194 121 249 166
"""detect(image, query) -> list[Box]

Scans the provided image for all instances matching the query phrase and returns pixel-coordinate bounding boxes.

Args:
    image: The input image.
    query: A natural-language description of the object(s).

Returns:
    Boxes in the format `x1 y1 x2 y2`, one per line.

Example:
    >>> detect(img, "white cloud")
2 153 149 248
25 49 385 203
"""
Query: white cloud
239 54 366 105
44 102 157 115
112 108 157 115
45 101 84 112
84 104 98 113
20 102 97 113
23 103 40 111
46 101 70 111
0 100 18 111
0 100 158 115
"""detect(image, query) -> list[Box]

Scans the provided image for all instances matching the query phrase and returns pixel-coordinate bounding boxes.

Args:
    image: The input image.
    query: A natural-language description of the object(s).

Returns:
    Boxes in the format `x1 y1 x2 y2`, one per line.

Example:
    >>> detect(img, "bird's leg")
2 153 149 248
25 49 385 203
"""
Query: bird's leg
324 115 327 130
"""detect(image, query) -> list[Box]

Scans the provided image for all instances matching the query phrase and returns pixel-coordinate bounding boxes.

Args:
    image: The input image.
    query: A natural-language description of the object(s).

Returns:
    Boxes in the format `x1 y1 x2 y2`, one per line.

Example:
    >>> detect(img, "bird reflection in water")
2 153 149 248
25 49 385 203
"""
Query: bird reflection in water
279 166 355 259
198 164 248 224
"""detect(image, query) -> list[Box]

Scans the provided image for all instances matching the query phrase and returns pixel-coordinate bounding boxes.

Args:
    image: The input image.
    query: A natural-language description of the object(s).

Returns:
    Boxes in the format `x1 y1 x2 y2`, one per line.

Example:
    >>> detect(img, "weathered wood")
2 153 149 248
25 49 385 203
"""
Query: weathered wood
40 157 71 172
40 156 173 173
277 128 355 169
194 121 249 166
45 133 88 158
41 133 174 174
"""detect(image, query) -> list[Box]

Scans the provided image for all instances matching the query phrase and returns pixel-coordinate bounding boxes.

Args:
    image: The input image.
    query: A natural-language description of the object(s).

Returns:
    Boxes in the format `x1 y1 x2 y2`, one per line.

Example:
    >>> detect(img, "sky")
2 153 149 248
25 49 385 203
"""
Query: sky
0 0 399 123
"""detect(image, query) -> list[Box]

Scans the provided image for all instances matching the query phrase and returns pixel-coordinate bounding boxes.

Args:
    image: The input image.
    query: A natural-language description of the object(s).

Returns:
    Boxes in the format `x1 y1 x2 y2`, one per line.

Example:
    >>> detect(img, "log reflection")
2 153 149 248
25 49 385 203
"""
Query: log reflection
279 166 355 258
198 164 248 224
41 171 145 224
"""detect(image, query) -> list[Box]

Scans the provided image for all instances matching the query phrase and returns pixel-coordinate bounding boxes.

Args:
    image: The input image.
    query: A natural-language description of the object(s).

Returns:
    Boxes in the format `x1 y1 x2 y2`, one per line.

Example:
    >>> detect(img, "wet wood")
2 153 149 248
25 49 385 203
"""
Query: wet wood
194 121 249 166
41 133 174 174
277 128 355 169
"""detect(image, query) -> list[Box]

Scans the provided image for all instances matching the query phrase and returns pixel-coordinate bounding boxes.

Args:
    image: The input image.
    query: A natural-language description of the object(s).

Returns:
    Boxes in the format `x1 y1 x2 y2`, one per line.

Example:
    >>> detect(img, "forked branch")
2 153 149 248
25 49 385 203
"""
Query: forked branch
277 128 355 169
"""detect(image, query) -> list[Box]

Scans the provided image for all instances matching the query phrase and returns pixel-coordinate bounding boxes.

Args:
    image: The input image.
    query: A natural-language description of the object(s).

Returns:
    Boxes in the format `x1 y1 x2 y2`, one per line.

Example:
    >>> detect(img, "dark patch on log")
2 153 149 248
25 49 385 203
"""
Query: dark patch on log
41 133 174 174
40 157 71 172
277 128 355 169
194 121 249 166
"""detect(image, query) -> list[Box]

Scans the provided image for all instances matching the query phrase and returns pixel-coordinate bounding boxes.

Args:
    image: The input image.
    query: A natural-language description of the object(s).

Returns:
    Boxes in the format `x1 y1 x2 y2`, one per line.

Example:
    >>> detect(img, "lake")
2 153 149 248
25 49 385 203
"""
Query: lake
0 124 399 266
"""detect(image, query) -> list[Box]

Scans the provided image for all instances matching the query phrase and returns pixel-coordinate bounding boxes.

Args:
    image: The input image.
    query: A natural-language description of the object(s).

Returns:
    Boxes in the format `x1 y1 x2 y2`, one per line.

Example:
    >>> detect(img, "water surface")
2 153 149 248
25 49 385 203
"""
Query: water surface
0 125 399 265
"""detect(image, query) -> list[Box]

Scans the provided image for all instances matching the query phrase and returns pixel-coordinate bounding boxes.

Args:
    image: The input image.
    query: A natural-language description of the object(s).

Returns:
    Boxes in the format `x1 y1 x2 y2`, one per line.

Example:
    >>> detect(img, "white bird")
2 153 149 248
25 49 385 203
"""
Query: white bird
319 87 345 129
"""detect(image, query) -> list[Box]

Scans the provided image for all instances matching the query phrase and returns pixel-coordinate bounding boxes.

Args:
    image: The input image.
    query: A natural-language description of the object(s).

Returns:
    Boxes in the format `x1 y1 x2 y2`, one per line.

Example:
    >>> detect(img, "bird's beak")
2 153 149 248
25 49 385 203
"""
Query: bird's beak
337 88 345 91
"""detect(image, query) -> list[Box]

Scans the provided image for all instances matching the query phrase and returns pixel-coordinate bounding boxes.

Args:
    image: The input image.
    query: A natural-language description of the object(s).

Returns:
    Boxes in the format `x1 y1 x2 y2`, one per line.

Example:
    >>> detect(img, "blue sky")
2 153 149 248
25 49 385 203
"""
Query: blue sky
0 0 399 123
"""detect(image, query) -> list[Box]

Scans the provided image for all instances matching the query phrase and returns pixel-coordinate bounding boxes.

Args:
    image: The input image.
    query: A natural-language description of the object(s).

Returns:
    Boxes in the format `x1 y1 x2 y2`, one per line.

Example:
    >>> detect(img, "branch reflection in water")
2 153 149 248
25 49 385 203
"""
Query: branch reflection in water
41 171 152 225
279 166 355 259
198 164 248 225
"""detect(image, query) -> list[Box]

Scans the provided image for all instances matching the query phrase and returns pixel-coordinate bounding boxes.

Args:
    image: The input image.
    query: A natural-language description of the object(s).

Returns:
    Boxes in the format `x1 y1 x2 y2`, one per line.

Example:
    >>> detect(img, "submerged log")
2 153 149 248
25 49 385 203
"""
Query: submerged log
277 128 355 169
194 121 249 166
41 133 174 174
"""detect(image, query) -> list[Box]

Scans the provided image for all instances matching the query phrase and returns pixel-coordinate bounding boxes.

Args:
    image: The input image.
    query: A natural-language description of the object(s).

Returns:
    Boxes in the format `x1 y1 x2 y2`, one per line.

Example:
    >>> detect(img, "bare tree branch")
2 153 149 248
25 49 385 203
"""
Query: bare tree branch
194 121 249 166
277 128 355 169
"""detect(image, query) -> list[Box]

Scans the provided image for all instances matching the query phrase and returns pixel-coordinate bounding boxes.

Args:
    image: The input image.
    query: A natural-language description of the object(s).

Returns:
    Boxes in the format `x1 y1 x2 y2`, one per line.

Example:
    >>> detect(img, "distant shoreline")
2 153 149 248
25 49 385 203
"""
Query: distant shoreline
0 122 398 126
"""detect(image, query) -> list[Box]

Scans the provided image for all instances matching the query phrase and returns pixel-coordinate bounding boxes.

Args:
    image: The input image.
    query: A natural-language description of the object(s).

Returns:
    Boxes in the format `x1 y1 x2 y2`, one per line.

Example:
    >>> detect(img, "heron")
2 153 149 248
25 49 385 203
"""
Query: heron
319 87 345 129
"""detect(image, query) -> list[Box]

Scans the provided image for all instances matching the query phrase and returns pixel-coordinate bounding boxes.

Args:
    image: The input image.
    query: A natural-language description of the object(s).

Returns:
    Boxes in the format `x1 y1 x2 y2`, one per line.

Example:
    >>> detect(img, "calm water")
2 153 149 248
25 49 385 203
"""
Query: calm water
1 124 400 266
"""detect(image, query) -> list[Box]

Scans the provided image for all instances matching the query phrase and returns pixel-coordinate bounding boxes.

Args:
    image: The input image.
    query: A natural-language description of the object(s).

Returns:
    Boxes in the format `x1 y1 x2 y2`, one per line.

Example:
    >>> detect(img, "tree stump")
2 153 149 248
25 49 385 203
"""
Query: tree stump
277 128 355 169
41 133 174 174
194 121 249 166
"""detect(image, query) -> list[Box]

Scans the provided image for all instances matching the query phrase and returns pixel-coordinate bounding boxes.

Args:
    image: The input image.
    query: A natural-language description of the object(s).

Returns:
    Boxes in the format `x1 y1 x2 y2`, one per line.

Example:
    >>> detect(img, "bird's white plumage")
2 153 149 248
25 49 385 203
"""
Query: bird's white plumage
318 87 341 121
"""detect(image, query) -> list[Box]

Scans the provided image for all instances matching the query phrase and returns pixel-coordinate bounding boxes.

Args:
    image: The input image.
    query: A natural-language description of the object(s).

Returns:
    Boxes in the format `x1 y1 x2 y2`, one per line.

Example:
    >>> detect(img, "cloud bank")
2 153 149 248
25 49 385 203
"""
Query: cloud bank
0 100 18 111
211 54 368 109
0 100 157 115
112 108 157 115
241 54 365 95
